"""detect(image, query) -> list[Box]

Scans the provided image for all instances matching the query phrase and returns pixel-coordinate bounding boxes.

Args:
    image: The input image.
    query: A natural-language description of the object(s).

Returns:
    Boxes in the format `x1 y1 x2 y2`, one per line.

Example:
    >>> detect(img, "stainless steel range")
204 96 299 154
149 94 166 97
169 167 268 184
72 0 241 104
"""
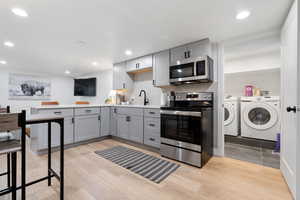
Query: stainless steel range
160 92 213 167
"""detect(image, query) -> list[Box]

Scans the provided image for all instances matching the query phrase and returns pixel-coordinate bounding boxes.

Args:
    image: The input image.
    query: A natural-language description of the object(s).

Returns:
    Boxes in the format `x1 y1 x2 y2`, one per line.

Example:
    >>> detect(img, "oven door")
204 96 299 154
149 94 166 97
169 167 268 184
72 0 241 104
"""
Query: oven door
161 110 202 146
169 62 195 83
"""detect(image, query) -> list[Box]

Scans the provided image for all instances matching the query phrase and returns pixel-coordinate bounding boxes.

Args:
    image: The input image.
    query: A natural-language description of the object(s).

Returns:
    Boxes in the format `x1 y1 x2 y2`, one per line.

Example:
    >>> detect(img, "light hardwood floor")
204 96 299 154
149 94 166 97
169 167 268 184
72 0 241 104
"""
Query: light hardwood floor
1 139 293 200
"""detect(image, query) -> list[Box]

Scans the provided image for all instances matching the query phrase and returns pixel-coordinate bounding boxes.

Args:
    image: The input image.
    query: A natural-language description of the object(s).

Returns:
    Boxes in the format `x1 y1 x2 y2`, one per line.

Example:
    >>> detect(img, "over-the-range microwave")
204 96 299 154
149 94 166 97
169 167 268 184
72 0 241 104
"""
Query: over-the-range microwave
169 55 213 85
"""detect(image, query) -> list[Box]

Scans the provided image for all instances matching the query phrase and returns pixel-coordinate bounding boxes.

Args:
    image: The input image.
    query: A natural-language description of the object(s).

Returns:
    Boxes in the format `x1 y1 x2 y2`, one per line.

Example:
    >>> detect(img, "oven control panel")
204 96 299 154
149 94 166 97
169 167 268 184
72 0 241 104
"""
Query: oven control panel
174 92 212 101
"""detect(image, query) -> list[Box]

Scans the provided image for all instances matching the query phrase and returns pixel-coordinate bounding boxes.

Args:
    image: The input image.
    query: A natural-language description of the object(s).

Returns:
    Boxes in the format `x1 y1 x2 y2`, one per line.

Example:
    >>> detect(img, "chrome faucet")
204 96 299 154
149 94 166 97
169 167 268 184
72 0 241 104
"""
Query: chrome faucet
139 90 149 106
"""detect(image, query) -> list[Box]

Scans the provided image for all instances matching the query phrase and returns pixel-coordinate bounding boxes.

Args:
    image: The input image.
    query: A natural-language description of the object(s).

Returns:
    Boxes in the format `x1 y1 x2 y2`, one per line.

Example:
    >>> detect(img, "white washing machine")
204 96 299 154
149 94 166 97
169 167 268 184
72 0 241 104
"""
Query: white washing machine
240 96 280 141
224 97 240 136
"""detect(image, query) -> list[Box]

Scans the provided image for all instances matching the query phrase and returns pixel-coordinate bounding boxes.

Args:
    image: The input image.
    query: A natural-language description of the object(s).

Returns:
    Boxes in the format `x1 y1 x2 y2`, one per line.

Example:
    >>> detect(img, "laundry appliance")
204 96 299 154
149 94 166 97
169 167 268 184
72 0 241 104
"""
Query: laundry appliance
224 96 240 136
240 96 280 141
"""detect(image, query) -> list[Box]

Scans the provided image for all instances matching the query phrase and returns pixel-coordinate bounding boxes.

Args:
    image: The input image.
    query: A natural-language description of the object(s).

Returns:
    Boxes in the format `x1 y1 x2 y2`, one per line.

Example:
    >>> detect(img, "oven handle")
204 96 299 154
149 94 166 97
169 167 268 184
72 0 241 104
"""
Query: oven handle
160 110 202 117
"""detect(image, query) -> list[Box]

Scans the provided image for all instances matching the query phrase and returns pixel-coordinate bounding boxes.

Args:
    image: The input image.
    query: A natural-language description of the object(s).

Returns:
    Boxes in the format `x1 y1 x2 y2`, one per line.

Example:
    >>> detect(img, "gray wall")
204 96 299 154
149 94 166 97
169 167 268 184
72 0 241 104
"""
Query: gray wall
224 68 280 97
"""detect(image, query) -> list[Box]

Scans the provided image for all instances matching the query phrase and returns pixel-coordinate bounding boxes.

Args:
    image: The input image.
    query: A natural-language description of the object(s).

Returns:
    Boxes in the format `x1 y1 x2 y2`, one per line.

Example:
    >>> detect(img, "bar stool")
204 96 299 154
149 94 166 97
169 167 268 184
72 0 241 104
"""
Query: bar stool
0 106 11 190
0 110 26 200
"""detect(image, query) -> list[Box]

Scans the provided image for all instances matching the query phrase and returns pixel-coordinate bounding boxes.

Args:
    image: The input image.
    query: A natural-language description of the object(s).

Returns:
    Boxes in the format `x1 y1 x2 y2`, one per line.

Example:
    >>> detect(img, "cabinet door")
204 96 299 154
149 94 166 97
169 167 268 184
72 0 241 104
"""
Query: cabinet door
110 108 117 136
64 117 75 145
126 55 153 72
139 55 153 69
126 59 139 72
100 107 111 136
117 115 129 139
128 115 143 143
153 50 170 87
170 46 188 66
187 39 211 59
35 117 74 150
74 115 100 142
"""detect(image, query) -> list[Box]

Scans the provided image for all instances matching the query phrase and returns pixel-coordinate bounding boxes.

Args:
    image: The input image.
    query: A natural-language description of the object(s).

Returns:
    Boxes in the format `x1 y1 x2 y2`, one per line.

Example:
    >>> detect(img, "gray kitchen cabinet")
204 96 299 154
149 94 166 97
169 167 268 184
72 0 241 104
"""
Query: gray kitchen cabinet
100 107 111 136
117 114 129 139
31 108 74 151
170 45 188 66
143 108 160 148
170 38 211 66
110 107 117 136
186 39 211 60
113 62 133 90
74 114 100 142
128 115 144 143
126 55 153 73
31 116 74 150
116 107 144 143
153 50 170 87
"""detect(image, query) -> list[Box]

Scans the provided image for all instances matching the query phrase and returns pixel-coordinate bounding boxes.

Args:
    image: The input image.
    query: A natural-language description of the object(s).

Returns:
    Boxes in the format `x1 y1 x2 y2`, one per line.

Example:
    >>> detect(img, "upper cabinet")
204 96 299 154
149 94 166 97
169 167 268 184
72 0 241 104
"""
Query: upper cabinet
153 50 170 87
170 38 211 66
113 62 133 90
126 55 153 73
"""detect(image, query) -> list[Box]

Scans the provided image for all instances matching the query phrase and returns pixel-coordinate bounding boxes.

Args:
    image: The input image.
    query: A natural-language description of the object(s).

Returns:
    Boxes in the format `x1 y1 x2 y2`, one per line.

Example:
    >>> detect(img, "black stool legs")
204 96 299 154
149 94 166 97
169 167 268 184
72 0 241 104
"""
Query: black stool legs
11 152 17 200
7 153 11 188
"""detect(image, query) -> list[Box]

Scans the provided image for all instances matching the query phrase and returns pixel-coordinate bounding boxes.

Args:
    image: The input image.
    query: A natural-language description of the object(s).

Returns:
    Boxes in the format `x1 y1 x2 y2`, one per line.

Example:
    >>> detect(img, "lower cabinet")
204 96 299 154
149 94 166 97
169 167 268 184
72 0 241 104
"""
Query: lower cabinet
128 115 143 143
33 116 74 150
100 107 111 136
143 110 161 148
117 115 129 139
117 114 143 143
74 114 100 142
110 107 117 136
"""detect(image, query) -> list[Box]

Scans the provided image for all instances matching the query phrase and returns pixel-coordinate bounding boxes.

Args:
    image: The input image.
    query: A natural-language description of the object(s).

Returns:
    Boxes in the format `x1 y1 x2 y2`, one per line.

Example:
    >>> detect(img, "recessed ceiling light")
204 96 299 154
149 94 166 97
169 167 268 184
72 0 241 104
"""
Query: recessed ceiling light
4 41 14 47
11 8 28 18
92 62 99 66
65 70 71 74
236 10 251 20
0 60 7 65
125 50 132 56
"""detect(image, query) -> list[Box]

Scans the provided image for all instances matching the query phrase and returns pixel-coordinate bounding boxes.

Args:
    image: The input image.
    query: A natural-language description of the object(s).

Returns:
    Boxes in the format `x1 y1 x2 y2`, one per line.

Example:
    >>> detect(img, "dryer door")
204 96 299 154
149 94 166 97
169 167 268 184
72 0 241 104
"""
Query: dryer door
243 102 278 130
224 102 235 126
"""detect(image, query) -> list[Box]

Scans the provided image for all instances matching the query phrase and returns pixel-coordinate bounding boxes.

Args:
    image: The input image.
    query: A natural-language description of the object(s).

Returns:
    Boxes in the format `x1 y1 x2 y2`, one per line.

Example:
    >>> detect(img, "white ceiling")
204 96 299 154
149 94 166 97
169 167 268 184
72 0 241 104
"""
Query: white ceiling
0 0 294 76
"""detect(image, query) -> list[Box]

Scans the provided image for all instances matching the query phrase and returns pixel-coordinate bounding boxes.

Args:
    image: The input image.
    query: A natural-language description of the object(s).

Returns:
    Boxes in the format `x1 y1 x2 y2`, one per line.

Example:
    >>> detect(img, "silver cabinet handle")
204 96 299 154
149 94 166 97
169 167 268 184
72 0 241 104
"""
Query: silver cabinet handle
85 110 92 113
160 110 201 117
54 111 62 115
149 123 155 127
149 111 155 114
149 138 155 141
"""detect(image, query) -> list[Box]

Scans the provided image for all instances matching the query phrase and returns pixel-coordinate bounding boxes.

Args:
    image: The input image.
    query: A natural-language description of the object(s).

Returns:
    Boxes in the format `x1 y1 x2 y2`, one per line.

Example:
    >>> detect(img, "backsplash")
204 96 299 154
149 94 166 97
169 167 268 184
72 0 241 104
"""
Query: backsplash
127 71 162 105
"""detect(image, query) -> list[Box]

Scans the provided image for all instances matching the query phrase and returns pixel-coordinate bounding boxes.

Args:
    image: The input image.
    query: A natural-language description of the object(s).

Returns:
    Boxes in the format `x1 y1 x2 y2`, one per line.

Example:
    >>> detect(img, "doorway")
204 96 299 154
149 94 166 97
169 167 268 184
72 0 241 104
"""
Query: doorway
222 32 281 169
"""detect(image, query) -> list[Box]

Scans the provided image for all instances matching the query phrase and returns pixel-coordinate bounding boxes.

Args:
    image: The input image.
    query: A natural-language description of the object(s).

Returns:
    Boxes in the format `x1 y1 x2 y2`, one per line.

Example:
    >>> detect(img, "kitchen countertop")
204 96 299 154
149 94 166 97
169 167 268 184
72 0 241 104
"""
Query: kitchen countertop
32 104 161 109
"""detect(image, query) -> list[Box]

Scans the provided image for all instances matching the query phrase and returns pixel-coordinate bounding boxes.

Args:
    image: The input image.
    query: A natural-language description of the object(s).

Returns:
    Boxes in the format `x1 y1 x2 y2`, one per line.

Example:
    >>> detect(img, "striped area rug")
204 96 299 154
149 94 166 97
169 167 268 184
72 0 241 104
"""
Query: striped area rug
95 146 180 183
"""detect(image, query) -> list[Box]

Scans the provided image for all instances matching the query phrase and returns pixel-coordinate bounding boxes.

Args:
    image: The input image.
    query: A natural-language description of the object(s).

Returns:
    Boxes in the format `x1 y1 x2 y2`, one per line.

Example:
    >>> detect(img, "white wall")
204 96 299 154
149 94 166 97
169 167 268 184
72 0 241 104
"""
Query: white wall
0 69 75 112
224 31 281 73
224 68 280 97
225 50 281 74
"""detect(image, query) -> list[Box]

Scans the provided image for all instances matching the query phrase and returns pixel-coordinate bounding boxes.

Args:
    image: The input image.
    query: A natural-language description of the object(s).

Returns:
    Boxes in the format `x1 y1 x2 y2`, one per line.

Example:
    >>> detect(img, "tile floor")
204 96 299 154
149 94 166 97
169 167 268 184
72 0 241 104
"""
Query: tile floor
225 142 280 169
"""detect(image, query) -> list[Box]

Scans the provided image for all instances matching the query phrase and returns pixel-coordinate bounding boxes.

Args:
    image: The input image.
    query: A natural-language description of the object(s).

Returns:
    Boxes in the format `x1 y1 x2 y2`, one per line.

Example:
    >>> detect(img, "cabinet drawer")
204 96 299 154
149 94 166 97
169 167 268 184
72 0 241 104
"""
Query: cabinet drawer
116 107 143 116
144 109 160 118
144 131 160 148
144 117 160 133
74 107 100 116
38 108 73 117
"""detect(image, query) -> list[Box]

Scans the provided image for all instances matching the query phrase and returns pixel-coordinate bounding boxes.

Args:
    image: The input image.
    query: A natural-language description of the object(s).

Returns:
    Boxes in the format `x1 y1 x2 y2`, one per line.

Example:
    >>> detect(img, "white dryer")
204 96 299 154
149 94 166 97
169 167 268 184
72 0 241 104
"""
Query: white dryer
224 97 240 136
240 96 280 141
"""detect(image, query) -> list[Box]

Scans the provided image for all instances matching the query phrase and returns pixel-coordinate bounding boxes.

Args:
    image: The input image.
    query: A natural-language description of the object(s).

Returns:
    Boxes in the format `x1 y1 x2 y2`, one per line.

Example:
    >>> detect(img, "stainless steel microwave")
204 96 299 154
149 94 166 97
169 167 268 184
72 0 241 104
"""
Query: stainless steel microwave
169 56 213 84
